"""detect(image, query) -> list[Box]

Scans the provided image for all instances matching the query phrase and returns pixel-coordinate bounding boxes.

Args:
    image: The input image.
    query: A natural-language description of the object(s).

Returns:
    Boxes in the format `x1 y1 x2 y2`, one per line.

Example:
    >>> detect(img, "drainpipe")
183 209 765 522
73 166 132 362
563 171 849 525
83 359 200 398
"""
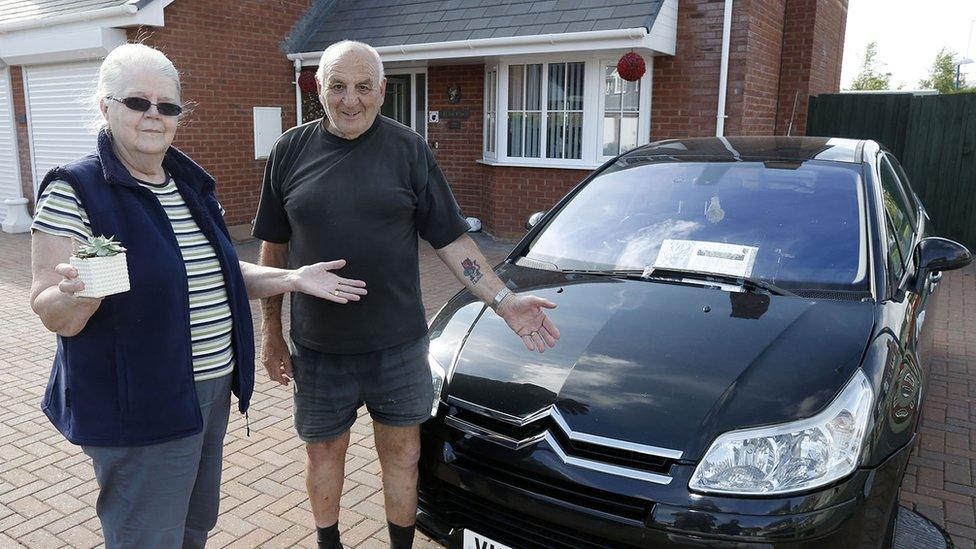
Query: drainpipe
716 0 734 137
293 58 302 127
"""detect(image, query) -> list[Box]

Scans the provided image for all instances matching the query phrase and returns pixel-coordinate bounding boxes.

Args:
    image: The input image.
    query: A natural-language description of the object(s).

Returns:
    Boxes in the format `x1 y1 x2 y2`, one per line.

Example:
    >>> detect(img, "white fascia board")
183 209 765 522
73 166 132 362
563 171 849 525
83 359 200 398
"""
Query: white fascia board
0 26 128 65
0 1 168 65
647 0 678 56
288 27 676 67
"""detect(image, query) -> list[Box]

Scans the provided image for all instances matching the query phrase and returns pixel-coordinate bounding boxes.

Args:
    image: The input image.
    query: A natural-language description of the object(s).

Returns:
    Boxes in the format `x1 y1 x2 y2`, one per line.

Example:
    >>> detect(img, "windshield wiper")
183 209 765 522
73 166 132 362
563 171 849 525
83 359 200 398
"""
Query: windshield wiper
641 267 795 296
558 267 794 297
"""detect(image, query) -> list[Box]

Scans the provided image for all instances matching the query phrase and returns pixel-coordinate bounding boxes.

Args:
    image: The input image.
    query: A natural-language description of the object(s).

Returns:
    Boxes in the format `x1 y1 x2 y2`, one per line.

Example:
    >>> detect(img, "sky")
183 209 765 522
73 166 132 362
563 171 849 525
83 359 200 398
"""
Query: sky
840 0 976 90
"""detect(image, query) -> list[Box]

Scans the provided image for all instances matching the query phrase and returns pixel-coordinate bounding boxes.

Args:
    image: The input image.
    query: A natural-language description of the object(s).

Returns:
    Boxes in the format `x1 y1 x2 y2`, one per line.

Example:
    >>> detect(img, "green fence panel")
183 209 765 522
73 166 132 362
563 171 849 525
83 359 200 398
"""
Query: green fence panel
806 93 913 158
808 92 976 250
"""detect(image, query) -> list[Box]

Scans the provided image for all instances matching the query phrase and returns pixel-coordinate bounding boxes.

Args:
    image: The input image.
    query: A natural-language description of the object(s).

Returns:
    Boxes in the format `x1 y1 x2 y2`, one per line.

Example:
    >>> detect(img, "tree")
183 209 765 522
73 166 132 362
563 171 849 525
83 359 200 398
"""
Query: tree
849 42 892 91
919 48 965 93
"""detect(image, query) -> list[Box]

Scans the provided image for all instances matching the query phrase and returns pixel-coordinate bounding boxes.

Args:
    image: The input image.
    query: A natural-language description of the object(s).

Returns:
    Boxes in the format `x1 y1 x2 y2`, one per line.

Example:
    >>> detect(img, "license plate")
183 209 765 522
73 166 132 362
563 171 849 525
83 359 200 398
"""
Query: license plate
462 528 514 549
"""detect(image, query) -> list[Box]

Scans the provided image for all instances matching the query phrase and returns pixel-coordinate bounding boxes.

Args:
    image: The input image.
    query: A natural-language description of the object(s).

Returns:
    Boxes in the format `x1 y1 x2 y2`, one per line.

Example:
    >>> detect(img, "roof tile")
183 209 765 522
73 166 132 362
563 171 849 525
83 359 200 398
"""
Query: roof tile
285 0 664 53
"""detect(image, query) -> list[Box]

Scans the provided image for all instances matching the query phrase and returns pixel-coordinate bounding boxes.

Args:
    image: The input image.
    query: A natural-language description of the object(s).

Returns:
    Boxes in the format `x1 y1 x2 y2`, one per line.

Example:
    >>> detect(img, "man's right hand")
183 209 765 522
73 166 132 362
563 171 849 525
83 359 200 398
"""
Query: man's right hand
261 331 293 386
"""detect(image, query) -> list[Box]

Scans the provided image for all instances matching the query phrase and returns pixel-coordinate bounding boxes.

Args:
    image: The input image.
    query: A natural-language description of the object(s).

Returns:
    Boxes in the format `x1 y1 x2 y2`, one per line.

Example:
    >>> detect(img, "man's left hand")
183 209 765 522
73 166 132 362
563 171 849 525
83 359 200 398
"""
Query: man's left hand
496 294 560 353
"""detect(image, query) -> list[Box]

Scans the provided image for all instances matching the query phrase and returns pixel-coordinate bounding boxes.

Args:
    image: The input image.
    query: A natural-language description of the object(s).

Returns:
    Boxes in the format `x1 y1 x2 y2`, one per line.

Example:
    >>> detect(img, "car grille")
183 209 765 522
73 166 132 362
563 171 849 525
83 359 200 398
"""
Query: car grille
444 398 679 478
419 478 634 549
450 450 650 522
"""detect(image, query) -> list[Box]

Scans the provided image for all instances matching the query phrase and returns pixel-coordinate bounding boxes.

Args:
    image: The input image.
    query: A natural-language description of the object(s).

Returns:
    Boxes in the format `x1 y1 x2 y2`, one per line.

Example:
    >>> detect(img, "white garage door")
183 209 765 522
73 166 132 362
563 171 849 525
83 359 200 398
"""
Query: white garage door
0 68 21 223
24 61 100 196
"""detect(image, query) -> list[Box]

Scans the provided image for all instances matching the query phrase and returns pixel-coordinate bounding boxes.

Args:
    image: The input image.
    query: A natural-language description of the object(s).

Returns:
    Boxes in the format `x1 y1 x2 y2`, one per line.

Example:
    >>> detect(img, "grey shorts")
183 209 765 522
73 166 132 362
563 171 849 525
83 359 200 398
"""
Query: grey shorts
291 336 434 442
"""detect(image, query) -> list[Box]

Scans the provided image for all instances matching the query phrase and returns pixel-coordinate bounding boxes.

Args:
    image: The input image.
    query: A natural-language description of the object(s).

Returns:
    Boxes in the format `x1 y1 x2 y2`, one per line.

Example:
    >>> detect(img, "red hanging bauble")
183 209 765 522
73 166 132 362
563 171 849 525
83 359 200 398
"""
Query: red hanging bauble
617 52 646 82
298 70 318 94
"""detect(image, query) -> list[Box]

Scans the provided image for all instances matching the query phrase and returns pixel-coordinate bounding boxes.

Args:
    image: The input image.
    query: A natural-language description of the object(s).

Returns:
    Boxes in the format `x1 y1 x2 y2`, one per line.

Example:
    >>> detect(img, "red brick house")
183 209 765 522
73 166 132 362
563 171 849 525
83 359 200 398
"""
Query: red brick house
0 0 847 239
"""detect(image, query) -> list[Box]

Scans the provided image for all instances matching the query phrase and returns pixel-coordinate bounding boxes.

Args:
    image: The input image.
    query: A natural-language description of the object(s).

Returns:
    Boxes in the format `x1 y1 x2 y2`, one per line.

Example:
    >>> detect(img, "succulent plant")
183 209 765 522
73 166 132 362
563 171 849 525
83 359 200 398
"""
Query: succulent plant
74 235 127 259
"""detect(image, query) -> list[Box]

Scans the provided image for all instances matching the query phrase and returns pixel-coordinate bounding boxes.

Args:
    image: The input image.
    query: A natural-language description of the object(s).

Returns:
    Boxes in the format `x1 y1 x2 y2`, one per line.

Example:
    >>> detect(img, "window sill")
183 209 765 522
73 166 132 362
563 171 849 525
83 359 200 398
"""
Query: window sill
476 158 601 170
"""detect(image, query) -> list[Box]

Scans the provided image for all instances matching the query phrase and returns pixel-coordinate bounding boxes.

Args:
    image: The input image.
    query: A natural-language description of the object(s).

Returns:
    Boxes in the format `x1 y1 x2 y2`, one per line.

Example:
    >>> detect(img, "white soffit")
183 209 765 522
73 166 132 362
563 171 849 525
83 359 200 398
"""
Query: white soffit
0 1 169 66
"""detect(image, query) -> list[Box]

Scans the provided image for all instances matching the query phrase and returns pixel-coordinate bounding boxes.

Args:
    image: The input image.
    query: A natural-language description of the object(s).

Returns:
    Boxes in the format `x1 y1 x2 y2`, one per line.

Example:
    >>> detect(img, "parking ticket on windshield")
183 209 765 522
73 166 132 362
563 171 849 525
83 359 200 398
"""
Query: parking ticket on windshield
653 239 759 278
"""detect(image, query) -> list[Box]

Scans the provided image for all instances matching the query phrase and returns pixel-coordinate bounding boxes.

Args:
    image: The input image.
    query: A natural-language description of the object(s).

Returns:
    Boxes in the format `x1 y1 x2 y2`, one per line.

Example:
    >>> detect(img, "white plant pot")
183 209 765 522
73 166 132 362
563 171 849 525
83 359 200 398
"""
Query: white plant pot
69 254 130 298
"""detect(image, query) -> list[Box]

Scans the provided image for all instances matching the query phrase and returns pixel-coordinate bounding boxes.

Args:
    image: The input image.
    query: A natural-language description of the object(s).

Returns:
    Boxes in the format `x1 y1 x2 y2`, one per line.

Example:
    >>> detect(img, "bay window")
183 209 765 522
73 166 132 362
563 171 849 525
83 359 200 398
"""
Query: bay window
484 54 651 167
545 62 585 159
506 63 542 157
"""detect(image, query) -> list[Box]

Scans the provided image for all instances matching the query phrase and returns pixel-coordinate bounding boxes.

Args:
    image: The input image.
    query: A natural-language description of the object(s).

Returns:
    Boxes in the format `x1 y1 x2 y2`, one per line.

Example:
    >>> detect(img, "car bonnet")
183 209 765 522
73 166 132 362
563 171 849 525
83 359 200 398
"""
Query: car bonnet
442 268 875 461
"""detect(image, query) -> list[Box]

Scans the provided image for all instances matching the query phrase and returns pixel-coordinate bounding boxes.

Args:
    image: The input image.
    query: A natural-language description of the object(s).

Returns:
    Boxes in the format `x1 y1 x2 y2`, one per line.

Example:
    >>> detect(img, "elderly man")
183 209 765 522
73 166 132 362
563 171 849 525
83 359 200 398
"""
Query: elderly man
253 40 559 549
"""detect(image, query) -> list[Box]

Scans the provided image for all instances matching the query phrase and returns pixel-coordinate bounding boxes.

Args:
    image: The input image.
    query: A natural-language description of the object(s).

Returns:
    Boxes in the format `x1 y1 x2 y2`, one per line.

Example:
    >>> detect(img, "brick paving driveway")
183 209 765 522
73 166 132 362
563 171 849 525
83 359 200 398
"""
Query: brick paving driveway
0 230 974 548
0 231 509 549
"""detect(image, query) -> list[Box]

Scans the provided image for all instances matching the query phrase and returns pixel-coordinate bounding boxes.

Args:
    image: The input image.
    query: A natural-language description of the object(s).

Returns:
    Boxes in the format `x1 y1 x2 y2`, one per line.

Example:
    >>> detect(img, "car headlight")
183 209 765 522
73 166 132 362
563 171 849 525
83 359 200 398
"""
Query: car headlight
429 353 446 417
689 369 873 495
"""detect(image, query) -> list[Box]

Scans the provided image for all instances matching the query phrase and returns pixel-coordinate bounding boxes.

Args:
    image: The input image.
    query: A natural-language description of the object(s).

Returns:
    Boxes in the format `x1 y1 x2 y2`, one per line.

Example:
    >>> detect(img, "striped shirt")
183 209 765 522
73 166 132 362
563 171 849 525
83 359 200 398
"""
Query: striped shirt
32 178 235 382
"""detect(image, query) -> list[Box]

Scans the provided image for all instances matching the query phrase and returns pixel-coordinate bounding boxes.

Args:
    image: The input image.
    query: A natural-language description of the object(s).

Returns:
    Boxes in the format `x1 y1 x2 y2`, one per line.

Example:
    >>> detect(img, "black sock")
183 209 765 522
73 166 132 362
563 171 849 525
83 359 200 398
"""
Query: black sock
316 521 342 549
388 521 416 549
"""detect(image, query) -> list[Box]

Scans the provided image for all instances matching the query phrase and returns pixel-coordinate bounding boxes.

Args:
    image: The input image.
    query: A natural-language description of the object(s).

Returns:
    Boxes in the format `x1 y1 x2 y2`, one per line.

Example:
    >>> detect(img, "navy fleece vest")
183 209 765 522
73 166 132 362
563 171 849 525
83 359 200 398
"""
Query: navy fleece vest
39 130 254 447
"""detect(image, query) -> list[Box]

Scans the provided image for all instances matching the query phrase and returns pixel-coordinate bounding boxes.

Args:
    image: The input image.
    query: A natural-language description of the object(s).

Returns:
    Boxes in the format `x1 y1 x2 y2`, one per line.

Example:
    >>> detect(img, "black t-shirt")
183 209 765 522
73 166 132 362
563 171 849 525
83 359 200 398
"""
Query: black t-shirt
252 116 470 354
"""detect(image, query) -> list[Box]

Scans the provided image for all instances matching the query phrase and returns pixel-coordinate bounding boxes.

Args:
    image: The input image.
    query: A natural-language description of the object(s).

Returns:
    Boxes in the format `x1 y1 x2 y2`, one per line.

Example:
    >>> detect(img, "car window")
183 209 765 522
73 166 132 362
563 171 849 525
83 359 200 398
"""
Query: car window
883 211 905 285
525 160 869 291
882 153 918 226
879 156 916 269
885 154 921 211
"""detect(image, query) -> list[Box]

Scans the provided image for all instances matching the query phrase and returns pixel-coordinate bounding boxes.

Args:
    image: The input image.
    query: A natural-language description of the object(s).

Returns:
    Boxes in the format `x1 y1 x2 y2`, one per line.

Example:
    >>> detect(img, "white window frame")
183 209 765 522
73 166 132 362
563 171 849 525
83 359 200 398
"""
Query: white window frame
482 52 653 170
498 54 597 168
483 65 498 160
598 58 652 162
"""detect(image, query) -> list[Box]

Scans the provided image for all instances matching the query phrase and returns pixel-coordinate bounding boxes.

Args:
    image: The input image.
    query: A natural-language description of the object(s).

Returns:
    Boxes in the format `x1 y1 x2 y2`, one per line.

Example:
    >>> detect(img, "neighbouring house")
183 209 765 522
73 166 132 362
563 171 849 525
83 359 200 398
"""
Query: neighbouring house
0 0 847 238
0 0 312 231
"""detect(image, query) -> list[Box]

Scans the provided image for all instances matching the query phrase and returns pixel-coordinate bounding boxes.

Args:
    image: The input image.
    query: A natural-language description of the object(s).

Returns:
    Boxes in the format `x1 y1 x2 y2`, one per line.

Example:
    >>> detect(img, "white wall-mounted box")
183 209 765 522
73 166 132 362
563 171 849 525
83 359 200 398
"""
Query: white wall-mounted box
253 107 282 160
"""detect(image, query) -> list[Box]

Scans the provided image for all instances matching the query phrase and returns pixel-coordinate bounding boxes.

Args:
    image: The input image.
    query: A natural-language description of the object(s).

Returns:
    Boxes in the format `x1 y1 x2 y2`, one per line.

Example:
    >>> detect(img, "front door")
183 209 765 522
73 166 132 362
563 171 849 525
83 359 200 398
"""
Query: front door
382 75 409 126
381 73 426 139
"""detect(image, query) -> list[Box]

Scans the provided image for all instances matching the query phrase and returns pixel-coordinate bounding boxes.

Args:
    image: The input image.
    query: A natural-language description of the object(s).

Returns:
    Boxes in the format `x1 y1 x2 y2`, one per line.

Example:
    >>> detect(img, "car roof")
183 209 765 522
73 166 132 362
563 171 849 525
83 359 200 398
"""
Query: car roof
622 136 866 165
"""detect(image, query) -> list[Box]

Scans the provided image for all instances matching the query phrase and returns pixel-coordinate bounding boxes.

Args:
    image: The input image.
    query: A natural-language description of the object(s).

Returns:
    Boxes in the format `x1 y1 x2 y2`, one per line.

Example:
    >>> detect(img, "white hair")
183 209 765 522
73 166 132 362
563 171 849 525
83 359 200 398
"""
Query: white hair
315 40 385 85
88 43 182 132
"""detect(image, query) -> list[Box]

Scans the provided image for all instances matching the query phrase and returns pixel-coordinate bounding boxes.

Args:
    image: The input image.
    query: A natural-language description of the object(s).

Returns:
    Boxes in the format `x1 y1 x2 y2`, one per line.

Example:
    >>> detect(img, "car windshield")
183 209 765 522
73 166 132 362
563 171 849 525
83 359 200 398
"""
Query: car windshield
525 160 869 291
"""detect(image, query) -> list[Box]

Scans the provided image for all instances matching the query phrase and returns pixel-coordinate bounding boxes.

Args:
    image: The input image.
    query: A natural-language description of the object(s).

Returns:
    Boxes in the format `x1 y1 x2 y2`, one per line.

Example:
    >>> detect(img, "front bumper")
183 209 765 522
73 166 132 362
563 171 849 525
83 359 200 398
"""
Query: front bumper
417 425 913 548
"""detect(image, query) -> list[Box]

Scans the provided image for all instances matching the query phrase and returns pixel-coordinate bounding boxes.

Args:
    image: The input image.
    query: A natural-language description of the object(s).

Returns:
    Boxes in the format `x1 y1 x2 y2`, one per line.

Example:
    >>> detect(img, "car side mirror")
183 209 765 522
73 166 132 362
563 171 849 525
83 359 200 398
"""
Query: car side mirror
917 237 972 273
525 211 546 230
913 237 972 294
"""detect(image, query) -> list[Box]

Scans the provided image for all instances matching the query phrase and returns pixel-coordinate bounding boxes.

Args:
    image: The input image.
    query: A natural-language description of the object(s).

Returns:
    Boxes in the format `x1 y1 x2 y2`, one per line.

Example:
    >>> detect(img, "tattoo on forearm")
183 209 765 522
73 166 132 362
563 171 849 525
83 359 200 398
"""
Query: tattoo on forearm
461 258 483 284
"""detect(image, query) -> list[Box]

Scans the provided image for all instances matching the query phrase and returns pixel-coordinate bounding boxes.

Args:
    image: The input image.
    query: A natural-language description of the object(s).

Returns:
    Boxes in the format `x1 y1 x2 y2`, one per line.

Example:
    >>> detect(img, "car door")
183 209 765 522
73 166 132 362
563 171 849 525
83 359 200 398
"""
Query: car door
872 153 928 450
881 152 941 369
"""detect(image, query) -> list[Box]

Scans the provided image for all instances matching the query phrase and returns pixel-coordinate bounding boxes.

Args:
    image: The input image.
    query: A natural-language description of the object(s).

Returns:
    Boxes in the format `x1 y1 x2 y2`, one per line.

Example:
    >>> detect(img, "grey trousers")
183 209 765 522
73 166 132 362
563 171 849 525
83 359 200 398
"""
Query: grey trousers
82 374 232 549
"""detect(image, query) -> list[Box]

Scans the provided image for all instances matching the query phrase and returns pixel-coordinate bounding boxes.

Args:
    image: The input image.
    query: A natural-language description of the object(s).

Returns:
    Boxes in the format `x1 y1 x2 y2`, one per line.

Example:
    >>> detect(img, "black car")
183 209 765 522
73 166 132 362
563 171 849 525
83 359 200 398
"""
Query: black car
417 137 972 548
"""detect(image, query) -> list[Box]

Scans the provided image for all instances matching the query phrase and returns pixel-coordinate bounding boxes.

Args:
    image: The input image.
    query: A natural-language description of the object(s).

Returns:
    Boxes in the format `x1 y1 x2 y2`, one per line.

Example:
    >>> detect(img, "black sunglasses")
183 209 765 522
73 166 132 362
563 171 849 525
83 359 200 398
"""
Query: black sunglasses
107 96 183 117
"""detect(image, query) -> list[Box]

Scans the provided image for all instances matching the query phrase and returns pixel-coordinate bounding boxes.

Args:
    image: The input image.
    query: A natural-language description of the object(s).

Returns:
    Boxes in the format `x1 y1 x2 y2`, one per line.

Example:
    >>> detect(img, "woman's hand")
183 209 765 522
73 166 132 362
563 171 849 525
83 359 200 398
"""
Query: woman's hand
30 233 103 336
291 259 367 303
54 263 100 300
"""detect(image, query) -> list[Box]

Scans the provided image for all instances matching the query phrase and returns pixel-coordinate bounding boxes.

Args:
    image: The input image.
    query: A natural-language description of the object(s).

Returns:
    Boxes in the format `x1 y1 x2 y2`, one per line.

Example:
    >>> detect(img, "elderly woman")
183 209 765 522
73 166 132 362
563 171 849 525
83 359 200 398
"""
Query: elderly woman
28 43 366 548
